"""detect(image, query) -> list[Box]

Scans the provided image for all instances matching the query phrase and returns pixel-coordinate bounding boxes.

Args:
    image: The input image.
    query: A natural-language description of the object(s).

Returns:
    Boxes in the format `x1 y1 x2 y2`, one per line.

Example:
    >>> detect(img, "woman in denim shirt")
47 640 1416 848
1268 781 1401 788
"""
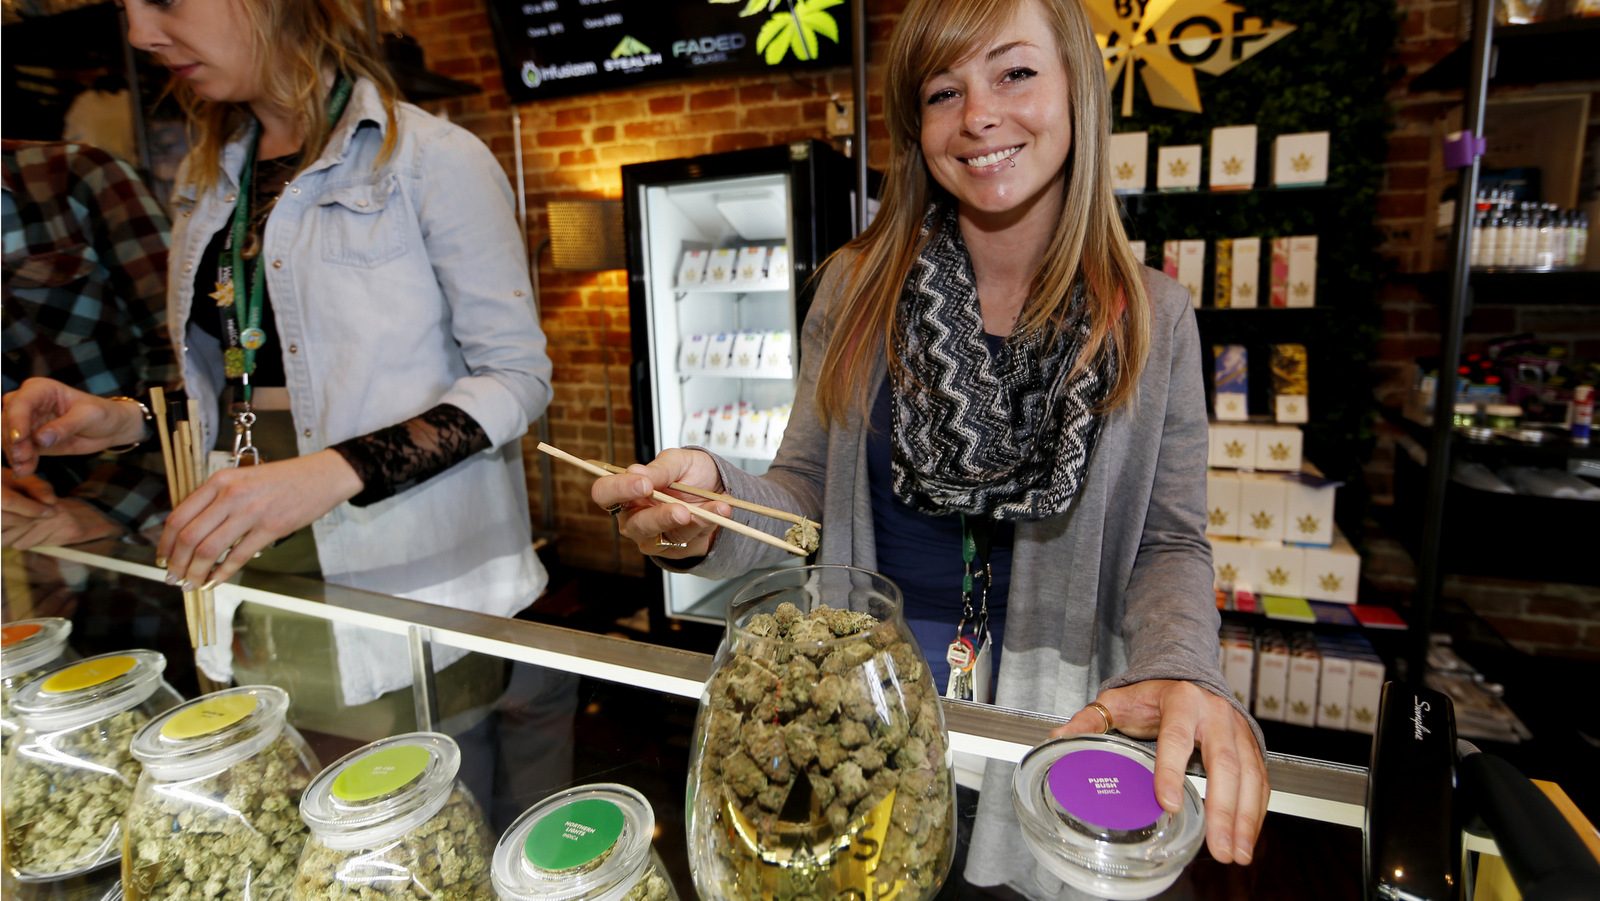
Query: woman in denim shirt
3 0 552 706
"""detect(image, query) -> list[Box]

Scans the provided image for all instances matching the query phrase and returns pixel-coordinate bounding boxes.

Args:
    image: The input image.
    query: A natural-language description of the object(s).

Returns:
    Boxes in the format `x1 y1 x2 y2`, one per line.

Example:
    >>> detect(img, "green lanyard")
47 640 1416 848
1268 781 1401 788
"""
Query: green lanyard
223 74 354 405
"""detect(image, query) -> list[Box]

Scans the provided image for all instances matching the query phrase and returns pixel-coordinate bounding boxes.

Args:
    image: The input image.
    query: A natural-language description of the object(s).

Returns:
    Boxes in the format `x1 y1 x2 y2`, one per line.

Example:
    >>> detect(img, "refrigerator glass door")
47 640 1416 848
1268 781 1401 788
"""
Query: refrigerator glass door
639 172 802 621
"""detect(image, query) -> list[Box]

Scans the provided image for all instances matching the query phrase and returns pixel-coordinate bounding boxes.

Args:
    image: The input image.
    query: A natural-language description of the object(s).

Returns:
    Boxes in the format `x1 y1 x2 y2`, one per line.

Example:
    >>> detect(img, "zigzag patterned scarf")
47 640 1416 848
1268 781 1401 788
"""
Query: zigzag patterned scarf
890 204 1115 520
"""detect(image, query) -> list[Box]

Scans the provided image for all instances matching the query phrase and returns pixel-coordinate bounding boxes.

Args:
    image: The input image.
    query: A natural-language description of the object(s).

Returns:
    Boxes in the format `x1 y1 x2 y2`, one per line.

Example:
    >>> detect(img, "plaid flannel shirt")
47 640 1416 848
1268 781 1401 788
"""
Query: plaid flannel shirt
3 140 178 536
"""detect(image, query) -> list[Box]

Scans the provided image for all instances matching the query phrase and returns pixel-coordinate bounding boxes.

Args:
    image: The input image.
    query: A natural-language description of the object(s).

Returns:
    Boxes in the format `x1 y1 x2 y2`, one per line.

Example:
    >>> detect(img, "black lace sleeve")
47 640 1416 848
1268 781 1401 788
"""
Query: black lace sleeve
330 404 491 507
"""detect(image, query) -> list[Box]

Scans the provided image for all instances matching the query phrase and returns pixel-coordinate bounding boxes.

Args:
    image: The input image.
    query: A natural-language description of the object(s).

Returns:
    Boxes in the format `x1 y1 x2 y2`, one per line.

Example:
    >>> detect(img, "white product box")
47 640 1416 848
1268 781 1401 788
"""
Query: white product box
739 408 768 457
765 404 792 457
679 333 707 371
679 249 710 287
1205 470 1242 537
1221 637 1257 708
734 246 769 287
1157 144 1202 191
682 409 711 446
1272 131 1330 187
1316 648 1353 730
1163 240 1206 307
1208 424 1257 469
759 330 794 378
1129 240 1146 263
1238 473 1289 541
1215 237 1260 308
703 332 736 370
1253 425 1304 472
708 404 740 453
1276 394 1309 423
1254 542 1305 596
1255 642 1290 722
1110 131 1149 194
1208 535 1257 592
1285 647 1321 727
1303 533 1362 603
705 248 739 287
1347 656 1386 735
1210 125 1257 191
1285 478 1336 547
764 246 791 290
1286 236 1317 308
731 331 766 375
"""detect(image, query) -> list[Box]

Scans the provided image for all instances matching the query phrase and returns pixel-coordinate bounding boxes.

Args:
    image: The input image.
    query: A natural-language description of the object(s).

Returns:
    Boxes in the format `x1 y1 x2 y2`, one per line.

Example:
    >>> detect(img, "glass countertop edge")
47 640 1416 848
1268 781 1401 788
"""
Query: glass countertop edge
25 542 1382 834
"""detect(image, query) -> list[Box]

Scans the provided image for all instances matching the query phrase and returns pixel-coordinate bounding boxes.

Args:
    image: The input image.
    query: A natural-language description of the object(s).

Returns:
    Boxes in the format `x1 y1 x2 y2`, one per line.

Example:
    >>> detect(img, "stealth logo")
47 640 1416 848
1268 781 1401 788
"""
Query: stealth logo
611 35 652 58
605 35 662 71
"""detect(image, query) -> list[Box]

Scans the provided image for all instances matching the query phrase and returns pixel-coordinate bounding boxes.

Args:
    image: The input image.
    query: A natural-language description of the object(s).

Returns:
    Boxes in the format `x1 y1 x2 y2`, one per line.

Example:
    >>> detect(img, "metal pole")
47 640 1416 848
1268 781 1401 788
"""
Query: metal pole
117 6 151 175
851 0 869 234
530 238 557 540
1412 0 1494 683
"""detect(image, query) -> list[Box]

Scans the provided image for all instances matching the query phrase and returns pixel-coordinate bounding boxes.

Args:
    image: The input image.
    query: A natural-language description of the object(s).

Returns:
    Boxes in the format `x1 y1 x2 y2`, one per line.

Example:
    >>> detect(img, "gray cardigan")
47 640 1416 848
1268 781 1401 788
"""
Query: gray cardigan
681 263 1261 899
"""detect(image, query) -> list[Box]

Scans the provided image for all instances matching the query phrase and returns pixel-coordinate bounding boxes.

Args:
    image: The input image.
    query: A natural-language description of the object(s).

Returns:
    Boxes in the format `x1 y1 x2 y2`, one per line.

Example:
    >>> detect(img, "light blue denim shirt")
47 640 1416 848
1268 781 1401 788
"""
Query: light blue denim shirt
168 78 551 704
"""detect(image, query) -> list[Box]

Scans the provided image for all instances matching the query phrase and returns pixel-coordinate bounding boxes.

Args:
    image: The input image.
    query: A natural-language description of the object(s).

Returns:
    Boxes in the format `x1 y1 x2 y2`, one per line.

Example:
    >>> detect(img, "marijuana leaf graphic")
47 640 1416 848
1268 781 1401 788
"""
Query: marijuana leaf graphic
1209 507 1230 527
1262 696 1280 711
1223 156 1243 176
1238 281 1255 298
1324 703 1343 719
1169 157 1190 178
1292 700 1310 716
1269 442 1290 461
1224 440 1246 459
1218 563 1239 582
1354 708 1373 723
754 0 843 65
1297 514 1320 534
1291 152 1313 173
1267 566 1289 586
1293 281 1311 297
1251 511 1274 530
1319 573 1342 592
1115 161 1137 181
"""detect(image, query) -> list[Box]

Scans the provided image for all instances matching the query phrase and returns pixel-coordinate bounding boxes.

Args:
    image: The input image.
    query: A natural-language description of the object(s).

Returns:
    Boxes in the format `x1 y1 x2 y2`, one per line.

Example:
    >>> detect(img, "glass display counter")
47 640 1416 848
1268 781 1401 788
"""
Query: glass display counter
0 541 1501 900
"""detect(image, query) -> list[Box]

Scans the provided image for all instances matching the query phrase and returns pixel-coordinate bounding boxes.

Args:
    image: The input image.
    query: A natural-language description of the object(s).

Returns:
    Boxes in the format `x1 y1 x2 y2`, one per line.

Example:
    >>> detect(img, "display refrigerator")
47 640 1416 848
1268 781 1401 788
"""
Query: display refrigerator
622 140 873 623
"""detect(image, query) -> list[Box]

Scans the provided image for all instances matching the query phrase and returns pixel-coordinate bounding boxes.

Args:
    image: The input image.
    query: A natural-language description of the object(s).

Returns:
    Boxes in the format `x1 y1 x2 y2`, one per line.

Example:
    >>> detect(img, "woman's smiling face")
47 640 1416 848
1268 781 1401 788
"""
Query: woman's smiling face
918 0 1072 228
124 0 264 105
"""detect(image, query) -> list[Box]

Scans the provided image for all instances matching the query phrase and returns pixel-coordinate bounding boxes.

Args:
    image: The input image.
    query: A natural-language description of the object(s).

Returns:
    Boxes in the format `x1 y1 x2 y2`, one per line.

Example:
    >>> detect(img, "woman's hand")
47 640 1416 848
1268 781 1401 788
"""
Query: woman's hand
2 469 124 548
2 378 148 477
159 450 363 589
589 448 731 560
1054 679 1269 866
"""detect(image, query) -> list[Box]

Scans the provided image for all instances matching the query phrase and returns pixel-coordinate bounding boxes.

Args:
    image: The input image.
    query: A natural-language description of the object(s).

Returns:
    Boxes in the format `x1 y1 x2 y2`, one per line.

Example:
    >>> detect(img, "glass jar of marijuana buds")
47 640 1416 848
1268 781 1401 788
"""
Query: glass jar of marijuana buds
1 617 73 759
123 685 319 901
687 565 956 901
295 731 496 901
492 783 678 901
4 650 183 881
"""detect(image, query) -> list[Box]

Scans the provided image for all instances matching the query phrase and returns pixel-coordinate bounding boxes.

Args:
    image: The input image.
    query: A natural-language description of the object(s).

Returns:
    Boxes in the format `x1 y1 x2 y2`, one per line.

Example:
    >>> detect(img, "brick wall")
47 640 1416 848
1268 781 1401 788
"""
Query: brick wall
406 0 903 573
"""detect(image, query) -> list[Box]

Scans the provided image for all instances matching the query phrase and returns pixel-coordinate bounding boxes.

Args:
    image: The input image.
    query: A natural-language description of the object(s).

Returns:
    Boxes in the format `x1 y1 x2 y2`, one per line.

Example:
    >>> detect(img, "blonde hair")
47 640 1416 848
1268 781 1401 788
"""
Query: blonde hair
814 0 1150 424
176 0 399 194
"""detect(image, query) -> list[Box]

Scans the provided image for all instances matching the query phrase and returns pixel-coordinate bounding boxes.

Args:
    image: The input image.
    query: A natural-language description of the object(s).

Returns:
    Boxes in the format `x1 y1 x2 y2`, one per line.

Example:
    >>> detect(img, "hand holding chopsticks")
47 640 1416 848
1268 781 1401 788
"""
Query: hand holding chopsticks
539 442 816 557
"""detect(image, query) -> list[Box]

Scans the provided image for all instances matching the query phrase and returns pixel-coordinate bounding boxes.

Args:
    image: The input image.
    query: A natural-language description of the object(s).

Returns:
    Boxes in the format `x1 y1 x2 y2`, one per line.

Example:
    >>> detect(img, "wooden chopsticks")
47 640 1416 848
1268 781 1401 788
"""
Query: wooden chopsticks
536 442 811 557
150 387 215 649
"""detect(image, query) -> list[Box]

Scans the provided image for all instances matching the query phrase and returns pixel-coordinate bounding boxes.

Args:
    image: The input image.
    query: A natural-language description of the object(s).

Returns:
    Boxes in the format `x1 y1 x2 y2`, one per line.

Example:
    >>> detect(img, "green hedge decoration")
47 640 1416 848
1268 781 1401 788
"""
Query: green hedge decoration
1114 0 1401 533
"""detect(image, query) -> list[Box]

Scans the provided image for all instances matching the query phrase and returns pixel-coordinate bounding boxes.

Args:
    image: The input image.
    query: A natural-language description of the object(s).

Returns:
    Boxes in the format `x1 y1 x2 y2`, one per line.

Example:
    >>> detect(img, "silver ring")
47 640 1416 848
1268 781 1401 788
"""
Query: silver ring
655 532 690 549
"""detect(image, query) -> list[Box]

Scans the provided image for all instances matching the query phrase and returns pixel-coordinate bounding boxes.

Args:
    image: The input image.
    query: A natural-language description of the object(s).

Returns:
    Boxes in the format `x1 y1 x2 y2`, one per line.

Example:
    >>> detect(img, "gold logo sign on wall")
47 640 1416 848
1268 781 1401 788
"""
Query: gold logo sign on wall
1089 0 1295 115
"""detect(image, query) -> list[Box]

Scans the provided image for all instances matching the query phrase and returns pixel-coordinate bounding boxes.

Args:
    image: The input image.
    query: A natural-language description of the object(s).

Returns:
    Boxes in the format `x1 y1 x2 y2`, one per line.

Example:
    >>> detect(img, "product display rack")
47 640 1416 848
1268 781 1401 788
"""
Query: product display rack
1408 17 1600 93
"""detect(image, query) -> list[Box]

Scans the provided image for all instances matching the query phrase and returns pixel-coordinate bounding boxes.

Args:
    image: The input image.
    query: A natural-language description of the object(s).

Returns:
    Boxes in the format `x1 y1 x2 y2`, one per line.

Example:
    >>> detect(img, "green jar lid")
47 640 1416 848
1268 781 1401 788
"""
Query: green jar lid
493 784 655 901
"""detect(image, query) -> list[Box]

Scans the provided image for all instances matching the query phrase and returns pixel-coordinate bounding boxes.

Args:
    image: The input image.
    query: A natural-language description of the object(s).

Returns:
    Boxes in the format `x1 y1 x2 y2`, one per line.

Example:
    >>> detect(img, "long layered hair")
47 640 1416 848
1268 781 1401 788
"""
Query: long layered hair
175 0 398 194
813 0 1150 424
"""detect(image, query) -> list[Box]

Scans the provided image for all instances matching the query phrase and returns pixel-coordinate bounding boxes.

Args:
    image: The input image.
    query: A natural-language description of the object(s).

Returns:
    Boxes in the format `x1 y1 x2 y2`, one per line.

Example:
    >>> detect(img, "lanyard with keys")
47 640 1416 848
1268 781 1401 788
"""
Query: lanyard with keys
946 514 993 702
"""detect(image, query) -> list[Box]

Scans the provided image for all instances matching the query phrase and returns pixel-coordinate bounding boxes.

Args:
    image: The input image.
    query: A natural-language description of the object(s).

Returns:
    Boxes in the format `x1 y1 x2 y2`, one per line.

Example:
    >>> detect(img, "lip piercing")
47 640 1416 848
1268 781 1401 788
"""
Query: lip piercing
1008 158 1016 168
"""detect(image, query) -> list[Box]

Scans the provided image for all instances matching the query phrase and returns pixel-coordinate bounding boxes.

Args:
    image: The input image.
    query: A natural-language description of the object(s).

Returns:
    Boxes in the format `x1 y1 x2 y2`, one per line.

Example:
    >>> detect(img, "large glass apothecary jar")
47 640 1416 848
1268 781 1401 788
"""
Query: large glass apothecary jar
687 565 956 901
124 685 319 901
3 650 183 880
492 783 678 901
1 617 73 758
295 731 496 901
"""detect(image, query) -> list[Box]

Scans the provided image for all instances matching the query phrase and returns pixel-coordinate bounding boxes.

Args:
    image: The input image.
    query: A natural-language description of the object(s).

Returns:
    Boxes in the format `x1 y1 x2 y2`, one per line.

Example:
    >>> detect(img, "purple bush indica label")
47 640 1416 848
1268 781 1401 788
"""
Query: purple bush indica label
1046 749 1163 832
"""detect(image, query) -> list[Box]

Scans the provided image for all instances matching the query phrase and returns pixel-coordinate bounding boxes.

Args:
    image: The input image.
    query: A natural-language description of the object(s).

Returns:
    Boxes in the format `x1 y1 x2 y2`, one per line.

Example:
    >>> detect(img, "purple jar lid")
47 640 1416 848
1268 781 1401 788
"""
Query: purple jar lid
1046 748 1164 832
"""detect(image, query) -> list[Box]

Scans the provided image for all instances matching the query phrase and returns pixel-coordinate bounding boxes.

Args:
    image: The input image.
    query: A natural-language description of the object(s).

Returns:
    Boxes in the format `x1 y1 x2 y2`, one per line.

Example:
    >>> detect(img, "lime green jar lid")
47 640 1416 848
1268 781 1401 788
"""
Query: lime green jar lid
300 732 461 850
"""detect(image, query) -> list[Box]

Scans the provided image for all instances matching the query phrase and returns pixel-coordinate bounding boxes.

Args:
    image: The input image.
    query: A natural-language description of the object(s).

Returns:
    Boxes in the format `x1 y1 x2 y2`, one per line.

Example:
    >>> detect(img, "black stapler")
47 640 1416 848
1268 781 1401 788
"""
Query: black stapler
1364 682 1460 901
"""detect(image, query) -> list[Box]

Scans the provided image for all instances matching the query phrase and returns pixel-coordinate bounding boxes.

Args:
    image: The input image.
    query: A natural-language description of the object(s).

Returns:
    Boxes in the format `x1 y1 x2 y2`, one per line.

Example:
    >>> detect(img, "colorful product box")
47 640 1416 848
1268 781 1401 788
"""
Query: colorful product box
1284 475 1337 547
1253 425 1304 472
1347 654 1386 735
731 331 766 375
1212 344 1249 420
1254 637 1290 722
1303 532 1362 603
709 403 740 452
1171 240 1206 306
1272 131 1330 187
1214 237 1261 309
763 246 791 290
679 249 710 287
1271 236 1318 308
1221 633 1257 708
739 408 768 457
703 332 736 370
759 330 794 378
734 246 770 287
765 404 792 457
1210 125 1257 191
679 333 707 371
682 409 711 446
1109 131 1149 194
1285 643 1322 727
1208 424 1257 469
1254 542 1305 596
1208 535 1257 593
1129 239 1146 263
1205 471 1242 537
1157 144 1202 191
1238 474 1289 541
705 248 739 287
1271 344 1309 423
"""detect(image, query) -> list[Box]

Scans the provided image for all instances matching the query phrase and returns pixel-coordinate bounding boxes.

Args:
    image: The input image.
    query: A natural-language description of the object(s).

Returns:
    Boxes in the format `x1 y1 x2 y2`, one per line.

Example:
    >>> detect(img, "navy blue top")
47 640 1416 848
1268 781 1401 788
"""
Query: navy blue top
867 333 1013 695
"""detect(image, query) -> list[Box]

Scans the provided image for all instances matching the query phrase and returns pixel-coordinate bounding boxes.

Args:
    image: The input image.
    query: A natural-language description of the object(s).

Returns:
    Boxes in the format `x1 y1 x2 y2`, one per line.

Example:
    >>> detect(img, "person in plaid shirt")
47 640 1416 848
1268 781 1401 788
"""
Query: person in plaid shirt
2 139 177 548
